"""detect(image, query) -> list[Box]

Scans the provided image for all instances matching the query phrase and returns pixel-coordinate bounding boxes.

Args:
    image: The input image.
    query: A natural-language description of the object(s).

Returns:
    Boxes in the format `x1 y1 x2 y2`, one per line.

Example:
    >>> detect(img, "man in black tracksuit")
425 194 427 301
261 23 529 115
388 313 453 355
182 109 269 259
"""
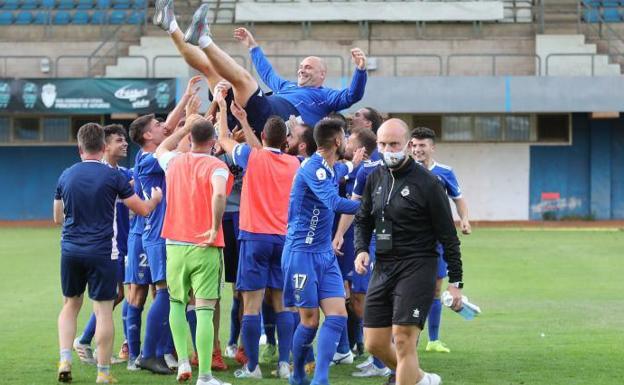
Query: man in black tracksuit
353 118 464 385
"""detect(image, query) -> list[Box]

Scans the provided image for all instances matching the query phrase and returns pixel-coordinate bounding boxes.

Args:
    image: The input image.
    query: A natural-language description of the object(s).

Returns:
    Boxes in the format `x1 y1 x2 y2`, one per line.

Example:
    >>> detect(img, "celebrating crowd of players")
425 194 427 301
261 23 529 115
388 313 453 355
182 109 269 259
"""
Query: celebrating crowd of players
53 1 469 385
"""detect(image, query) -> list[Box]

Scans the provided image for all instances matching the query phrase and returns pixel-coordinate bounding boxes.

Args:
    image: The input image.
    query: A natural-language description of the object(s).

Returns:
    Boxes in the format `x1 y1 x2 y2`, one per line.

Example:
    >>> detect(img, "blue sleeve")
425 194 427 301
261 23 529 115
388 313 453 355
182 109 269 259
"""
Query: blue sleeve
250 46 292 92
443 169 462 199
140 154 164 175
352 168 367 197
334 163 349 180
232 143 252 171
55 173 64 200
302 164 360 214
115 170 134 200
324 68 367 111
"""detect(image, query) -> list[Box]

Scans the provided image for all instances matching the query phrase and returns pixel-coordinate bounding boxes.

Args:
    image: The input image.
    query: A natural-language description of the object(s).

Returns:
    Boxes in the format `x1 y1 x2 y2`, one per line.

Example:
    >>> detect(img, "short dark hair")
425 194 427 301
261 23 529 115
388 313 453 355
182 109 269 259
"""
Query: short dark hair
314 119 344 150
299 123 316 157
103 124 127 143
77 123 105 154
411 126 436 142
326 112 348 128
363 107 383 134
190 118 216 144
128 114 155 146
263 116 287 149
351 126 377 155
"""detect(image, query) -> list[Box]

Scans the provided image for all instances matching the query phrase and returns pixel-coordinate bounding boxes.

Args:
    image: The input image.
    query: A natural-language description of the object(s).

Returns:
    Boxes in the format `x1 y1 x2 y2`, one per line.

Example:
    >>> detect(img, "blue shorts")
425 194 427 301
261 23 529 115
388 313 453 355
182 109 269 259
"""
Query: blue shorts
61 255 118 301
337 231 355 282
351 240 376 294
144 242 167 284
282 247 345 308
436 243 447 279
126 233 151 285
244 88 298 135
236 239 284 291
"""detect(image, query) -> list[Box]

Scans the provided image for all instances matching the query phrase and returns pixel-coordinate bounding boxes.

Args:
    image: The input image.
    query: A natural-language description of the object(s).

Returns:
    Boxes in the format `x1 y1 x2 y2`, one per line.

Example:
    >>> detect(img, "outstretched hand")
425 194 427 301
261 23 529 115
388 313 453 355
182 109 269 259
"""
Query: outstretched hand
234 28 258 49
351 48 367 70
185 75 203 97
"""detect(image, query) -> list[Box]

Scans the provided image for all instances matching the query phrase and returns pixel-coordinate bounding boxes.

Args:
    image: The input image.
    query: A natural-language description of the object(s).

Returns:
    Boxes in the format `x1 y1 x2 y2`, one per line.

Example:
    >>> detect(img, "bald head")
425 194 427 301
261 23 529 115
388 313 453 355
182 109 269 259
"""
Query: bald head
377 118 410 153
298 56 327 87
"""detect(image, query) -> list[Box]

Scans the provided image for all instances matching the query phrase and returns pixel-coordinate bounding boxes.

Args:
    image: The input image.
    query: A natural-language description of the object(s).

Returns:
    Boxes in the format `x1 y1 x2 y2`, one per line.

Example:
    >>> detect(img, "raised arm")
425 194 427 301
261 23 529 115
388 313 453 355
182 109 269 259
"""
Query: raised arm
164 75 202 134
326 48 368 111
231 101 262 149
234 28 290 92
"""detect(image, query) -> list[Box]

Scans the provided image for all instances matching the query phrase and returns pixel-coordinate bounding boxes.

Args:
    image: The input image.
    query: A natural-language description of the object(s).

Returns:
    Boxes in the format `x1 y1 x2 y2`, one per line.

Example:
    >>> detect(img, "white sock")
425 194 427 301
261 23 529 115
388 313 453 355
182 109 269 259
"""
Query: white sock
168 19 179 35
60 348 72 363
199 35 213 49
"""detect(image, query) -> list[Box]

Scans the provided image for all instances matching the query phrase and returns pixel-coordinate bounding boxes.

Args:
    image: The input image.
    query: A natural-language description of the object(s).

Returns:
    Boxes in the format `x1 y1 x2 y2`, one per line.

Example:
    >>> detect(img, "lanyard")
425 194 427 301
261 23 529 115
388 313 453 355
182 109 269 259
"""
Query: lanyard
381 169 408 221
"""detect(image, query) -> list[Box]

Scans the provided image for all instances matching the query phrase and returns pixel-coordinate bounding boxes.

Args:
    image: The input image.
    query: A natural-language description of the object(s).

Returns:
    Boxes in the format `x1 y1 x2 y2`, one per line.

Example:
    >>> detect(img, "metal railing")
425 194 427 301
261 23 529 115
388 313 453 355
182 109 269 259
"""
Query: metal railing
544 52 624 75
55 54 149 77
369 54 444 76
0 56 53 77
577 0 624 66
152 54 248 77
446 53 541 76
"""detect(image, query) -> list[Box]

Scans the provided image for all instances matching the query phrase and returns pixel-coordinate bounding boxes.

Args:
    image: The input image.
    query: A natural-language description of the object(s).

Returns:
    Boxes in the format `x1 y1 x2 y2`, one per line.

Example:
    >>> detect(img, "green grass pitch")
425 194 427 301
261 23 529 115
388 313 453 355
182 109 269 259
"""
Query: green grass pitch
1 227 623 385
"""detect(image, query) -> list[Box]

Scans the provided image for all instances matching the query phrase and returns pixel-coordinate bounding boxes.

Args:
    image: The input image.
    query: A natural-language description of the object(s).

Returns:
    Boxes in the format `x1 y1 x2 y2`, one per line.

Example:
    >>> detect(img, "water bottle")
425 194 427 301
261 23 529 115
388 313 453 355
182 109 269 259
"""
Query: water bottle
441 290 481 320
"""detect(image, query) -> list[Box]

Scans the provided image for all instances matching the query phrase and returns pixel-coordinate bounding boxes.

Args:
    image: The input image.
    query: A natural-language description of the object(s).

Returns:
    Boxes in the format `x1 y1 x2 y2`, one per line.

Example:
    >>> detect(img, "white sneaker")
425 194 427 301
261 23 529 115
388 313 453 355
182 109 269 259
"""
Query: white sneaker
277 361 291 379
73 338 96 365
177 361 192 382
196 375 232 385
234 364 262 379
331 350 354 365
352 362 391 377
356 356 373 370
259 334 267 345
164 353 178 369
416 372 442 385
224 344 237 358
127 357 141 371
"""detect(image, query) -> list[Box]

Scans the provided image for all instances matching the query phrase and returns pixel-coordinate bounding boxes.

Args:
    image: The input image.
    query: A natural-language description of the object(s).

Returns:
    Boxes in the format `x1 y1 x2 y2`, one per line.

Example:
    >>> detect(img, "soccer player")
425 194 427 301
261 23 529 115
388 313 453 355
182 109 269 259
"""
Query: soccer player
216 90 301 379
72 125 132 365
286 119 317 160
283 119 361 385
350 108 383 134
152 0 367 133
54 123 162 384
409 126 471 354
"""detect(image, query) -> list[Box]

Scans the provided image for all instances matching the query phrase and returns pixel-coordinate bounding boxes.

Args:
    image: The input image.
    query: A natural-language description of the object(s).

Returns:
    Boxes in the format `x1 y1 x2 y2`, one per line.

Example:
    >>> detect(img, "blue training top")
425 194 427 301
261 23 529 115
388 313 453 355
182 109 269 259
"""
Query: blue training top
135 152 167 247
250 46 367 126
55 160 133 258
427 161 462 199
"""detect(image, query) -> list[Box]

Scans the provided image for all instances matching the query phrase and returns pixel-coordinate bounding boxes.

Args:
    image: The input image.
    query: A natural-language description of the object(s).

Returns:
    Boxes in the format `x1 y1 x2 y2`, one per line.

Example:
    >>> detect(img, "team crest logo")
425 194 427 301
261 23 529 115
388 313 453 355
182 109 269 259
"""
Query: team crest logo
41 83 57 108
412 308 420 318
401 186 410 197
154 82 171 108
316 168 327 181
0 82 10 108
22 82 38 109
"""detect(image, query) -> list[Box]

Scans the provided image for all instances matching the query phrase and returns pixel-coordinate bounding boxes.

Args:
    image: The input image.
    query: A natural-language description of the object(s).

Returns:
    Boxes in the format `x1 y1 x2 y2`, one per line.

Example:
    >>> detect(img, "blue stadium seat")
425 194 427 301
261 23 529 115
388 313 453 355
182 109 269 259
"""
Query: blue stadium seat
52 9 70 23
76 0 93 9
0 10 14 23
56 0 73 9
91 9 105 23
132 0 145 9
112 0 129 9
602 0 619 6
20 0 39 10
15 10 33 23
603 7 621 22
109 9 125 23
33 10 49 23
72 9 88 23
583 9 601 22
95 0 109 8
126 9 142 23
2 0 19 10
41 0 55 8
582 0 601 6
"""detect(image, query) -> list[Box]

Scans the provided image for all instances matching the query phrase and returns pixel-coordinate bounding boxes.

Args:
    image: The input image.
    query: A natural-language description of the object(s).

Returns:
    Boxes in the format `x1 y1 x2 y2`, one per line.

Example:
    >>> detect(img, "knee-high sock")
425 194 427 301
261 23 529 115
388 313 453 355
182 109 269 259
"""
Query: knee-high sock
292 324 317 382
314 316 347 385
228 297 241 346
356 318 363 344
275 311 294 363
337 321 350 354
196 306 215 377
126 304 143 359
373 357 386 369
157 322 174 356
169 301 190 361
428 298 442 342
142 288 169 359
121 301 129 341
79 313 97 345
186 304 198 350
262 301 276 346
292 312 315 364
346 301 358 349
241 314 261 371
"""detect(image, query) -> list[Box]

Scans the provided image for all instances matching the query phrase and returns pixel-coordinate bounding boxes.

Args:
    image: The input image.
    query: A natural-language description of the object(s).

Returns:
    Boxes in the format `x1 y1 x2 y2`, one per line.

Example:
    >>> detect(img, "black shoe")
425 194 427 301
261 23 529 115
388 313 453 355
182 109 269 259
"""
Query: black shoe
356 342 365 357
138 356 173 375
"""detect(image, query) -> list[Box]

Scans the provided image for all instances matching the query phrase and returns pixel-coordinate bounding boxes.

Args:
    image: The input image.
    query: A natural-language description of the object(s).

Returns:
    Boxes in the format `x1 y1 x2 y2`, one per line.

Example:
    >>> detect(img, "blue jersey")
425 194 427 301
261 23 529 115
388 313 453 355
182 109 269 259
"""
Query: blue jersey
128 162 145 236
250 47 367 126
55 161 133 258
111 165 132 256
286 153 360 253
352 150 383 197
135 152 167 246
428 161 462 199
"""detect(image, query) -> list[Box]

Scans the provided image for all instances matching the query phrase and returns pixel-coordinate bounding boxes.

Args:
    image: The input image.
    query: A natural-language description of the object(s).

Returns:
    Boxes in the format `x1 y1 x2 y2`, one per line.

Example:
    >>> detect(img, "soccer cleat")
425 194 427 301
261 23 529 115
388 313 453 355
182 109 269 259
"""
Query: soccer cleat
153 0 175 31
127 357 141 371
383 373 396 385
352 362 391 377
177 361 192 383
165 353 179 370
57 360 72 383
277 361 291 379
234 346 248 365
224 344 237 359
234 364 262 379
184 3 211 46
118 341 129 361
95 372 118 384
196 375 232 385
304 361 315 375
137 356 173 374
425 340 450 353
331 350 354 365
260 343 277 363
356 356 373 370
354 342 365 357
416 372 442 385
73 338 96 365
211 348 228 371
